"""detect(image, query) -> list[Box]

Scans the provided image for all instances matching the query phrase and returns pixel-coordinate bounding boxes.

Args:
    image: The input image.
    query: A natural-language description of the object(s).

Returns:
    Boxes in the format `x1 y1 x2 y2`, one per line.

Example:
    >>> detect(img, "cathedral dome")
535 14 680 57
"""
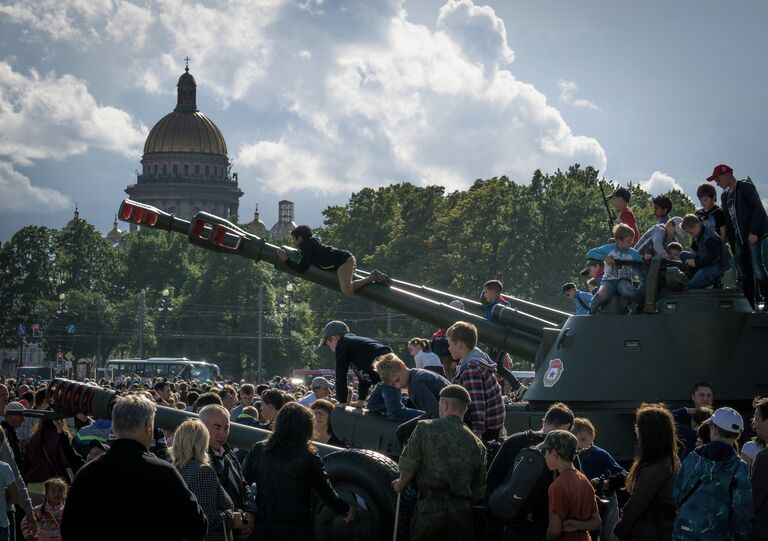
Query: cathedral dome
143 111 227 155
142 65 227 156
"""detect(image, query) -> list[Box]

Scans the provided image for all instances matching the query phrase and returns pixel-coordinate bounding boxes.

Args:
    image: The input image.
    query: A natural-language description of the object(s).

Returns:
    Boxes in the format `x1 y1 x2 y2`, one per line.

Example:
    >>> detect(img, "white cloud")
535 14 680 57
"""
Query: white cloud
105 2 154 48
2 0 608 197
437 0 514 72
231 1 606 194
0 62 148 165
558 79 599 110
0 161 71 212
0 0 114 43
640 171 685 195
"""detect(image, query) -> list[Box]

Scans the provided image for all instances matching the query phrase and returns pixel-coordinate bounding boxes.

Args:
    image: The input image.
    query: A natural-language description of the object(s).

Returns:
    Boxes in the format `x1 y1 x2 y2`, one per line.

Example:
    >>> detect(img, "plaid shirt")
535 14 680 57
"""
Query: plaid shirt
453 348 506 436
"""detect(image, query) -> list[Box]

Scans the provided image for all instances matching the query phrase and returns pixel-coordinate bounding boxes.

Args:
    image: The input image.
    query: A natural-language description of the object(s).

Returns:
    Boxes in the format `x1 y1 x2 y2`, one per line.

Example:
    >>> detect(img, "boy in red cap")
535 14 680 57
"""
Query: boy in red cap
708 164 768 310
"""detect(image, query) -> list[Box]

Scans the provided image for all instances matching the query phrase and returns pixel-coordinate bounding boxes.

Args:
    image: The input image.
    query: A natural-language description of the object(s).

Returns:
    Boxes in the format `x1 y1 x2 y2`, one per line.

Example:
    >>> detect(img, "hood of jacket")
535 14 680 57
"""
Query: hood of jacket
458 347 496 373
689 440 740 481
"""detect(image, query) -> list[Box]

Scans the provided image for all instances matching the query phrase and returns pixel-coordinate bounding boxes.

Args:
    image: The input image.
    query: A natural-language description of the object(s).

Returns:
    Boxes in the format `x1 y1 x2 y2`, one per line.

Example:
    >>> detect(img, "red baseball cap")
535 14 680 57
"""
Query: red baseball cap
707 164 733 181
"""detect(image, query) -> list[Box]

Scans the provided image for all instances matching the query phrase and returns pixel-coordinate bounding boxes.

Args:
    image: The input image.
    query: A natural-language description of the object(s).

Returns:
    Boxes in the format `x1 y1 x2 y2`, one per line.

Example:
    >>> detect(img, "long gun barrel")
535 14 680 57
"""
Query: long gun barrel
46 378 346 456
119 200 548 362
357 271 569 325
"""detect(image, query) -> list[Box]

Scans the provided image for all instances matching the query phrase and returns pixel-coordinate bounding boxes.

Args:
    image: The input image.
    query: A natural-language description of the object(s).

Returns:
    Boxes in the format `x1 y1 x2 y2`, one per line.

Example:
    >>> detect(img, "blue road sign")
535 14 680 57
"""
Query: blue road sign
66 324 76 335
17 324 25 336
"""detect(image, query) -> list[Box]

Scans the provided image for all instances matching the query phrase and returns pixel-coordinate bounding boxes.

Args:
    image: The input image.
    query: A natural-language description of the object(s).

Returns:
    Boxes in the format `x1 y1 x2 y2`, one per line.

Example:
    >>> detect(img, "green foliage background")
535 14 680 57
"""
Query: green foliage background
0 165 694 378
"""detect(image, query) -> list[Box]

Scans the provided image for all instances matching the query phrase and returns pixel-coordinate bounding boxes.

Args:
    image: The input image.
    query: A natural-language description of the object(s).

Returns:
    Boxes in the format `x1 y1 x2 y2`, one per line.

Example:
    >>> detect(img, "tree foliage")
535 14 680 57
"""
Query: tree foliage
0 165 695 377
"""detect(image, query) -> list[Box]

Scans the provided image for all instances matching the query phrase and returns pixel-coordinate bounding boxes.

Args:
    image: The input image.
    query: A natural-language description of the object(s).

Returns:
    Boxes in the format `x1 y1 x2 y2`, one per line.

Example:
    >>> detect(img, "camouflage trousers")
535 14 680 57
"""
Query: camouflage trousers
410 497 473 541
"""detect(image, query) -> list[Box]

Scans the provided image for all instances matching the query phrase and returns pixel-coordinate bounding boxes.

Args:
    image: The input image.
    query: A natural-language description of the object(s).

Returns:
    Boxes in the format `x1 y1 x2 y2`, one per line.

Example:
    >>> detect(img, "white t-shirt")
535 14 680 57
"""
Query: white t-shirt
414 351 442 369
742 440 765 461
0 461 14 527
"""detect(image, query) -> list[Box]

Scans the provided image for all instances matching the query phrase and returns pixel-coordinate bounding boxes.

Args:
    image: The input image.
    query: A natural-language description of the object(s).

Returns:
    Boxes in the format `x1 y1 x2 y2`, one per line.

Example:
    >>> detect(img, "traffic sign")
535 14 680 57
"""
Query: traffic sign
64 351 74 362
66 324 76 335
17 324 25 336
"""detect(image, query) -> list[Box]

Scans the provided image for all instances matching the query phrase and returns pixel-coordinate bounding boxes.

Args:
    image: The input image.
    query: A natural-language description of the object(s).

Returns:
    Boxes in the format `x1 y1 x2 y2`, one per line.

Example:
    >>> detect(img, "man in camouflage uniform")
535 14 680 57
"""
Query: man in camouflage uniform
392 384 487 541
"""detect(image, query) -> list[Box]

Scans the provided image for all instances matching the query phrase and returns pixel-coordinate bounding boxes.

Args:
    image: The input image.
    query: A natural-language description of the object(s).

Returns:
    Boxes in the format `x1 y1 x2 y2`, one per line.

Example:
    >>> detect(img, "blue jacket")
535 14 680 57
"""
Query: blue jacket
586 243 642 281
672 440 753 541
406 368 450 419
578 444 627 492
485 296 510 321
572 291 592 315
73 419 112 458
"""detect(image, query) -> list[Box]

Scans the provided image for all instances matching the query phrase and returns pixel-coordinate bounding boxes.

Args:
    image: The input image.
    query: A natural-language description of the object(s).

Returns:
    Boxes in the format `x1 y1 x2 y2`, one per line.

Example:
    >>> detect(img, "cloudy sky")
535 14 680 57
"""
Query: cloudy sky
1 0 767 241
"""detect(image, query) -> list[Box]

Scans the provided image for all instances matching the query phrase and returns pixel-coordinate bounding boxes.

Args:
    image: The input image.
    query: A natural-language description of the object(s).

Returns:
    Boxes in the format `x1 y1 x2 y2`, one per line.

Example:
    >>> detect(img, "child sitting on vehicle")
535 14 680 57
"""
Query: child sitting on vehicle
561 283 592 315
680 214 732 289
277 225 391 297
586 224 642 312
666 242 683 262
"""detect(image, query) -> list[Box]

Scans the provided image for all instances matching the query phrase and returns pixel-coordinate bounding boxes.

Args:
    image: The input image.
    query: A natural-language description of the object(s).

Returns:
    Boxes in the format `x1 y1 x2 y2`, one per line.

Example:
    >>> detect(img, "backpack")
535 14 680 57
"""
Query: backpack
488 435 548 521
431 335 450 359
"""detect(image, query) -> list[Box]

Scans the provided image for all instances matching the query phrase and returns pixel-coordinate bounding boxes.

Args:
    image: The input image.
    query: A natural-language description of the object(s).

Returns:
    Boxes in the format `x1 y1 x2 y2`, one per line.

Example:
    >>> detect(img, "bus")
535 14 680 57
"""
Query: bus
105 358 220 382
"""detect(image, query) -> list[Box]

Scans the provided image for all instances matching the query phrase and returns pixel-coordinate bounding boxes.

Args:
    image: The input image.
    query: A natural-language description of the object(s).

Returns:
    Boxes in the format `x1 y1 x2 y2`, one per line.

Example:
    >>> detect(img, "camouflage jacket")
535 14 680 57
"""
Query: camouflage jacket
672 441 753 541
399 415 486 501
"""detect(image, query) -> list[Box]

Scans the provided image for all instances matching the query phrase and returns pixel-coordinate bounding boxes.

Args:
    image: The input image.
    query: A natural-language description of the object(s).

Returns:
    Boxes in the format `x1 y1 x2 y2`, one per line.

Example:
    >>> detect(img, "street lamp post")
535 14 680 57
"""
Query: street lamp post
285 282 295 335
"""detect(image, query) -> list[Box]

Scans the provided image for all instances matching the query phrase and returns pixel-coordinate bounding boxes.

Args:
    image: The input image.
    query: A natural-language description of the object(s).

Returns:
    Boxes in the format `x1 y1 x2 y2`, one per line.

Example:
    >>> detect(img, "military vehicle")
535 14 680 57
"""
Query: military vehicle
116 199 768 461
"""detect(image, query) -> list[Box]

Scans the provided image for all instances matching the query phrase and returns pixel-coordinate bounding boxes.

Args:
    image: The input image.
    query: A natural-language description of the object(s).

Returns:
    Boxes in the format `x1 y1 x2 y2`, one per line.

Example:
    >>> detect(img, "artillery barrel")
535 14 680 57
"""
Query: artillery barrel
46 379 343 455
358 270 569 325
491 304 556 338
118 200 542 361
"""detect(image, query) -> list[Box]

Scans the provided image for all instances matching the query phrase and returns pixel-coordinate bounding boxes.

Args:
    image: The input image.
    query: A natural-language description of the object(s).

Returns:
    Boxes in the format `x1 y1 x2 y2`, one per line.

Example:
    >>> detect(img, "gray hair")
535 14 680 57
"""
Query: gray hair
198 404 229 423
112 394 156 435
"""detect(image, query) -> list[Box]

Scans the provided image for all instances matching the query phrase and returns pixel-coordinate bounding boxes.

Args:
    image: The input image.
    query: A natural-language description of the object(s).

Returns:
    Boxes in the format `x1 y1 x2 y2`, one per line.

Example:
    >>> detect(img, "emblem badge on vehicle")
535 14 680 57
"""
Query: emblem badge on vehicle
543 358 564 388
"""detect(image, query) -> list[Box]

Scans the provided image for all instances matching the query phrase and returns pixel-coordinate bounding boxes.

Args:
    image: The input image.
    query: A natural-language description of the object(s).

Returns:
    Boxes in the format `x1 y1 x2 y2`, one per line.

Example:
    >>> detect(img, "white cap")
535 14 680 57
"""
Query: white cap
710 407 744 433
448 299 465 310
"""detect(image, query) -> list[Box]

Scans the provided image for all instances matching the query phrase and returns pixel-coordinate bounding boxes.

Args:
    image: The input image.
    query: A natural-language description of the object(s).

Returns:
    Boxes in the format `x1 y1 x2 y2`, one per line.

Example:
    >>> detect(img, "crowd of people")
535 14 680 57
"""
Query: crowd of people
0 318 763 541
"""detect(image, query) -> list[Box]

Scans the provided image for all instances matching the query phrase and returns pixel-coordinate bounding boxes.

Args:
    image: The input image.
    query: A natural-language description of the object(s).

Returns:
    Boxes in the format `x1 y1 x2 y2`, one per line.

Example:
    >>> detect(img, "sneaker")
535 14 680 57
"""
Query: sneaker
370 270 393 287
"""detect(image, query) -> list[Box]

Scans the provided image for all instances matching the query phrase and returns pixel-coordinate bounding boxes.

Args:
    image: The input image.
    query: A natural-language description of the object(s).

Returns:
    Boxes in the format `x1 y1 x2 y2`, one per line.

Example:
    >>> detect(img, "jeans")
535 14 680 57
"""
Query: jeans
5 510 12 541
590 279 637 309
734 242 768 308
366 383 423 423
680 251 726 289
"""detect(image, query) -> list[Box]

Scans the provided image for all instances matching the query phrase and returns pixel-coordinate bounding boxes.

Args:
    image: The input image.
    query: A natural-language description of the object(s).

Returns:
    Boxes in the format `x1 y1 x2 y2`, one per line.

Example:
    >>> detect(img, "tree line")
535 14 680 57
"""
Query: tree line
0 165 694 377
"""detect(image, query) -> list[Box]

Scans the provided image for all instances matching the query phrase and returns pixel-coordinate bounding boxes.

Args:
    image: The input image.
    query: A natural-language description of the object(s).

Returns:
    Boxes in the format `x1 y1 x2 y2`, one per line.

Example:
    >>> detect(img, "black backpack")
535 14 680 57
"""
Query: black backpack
488 435 548 521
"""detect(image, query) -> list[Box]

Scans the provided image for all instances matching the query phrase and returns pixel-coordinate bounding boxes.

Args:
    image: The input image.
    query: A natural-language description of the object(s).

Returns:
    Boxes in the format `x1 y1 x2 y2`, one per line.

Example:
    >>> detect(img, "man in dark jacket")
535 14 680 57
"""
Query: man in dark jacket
708 163 768 309
319 320 391 407
277 225 390 297
200 404 256 540
61 394 207 541
486 403 575 541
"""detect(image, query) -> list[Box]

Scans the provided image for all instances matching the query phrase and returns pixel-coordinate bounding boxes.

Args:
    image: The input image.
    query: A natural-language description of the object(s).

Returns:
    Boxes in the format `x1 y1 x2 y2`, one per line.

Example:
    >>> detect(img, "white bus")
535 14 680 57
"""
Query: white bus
105 358 220 382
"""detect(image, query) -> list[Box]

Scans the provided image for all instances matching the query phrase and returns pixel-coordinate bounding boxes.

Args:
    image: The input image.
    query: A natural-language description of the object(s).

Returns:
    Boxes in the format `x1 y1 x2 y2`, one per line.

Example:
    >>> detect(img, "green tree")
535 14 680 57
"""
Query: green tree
0 226 58 354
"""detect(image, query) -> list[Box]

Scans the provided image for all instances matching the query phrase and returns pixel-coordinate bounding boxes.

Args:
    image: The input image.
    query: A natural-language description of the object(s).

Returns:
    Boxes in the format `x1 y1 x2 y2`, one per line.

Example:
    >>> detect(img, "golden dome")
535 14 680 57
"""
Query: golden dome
143 111 228 155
